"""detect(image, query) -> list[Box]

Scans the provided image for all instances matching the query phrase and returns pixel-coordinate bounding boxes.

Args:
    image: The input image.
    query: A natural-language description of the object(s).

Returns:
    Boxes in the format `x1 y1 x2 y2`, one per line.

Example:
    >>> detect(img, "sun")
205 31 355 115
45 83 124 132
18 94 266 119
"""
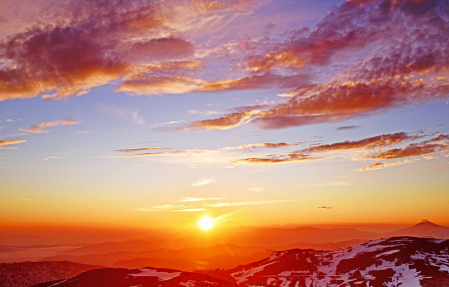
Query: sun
198 215 214 231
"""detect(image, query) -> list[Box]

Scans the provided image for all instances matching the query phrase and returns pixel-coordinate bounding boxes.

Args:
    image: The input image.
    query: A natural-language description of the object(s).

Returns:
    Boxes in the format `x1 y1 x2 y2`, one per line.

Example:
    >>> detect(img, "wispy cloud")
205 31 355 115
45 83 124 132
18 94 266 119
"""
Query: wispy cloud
132 111 145 125
361 134 449 160
172 208 206 212
0 140 27 149
247 187 264 192
72 131 97 135
300 182 351 187
317 206 333 209
20 119 80 134
301 132 419 153
192 178 216 186
204 200 295 207
148 120 184 128
233 153 323 165
136 205 186 212
113 150 211 158
43 156 61 161
355 159 413 172
188 110 221 116
100 104 145 125
115 147 170 152
336 126 361 131
177 197 226 202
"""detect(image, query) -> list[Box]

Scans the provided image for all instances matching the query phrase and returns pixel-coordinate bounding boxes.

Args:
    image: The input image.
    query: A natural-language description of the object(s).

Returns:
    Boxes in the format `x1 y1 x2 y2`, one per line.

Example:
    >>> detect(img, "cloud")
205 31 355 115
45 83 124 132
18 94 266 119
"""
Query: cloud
136 205 186 212
188 110 221 116
172 208 207 212
132 111 145 125
177 197 226 202
336 125 361 131
192 178 217 186
232 153 323 165
317 206 333 209
100 104 147 125
356 159 413 172
244 51 304 72
115 147 170 153
222 142 299 150
149 120 184 128
117 73 305 96
184 78 439 130
0 140 27 149
204 199 295 207
0 0 209 101
113 149 211 158
43 156 61 161
112 141 300 158
247 187 264 192
301 132 418 153
423 156 436 160
300 182 352 186
177 0 449 131
20 118 80 133
363 134 449 160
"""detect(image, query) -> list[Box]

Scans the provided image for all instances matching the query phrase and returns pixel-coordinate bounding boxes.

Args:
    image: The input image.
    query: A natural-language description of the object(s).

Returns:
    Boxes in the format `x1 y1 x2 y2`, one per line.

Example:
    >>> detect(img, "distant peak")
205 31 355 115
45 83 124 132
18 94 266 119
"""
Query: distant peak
414 220 441 227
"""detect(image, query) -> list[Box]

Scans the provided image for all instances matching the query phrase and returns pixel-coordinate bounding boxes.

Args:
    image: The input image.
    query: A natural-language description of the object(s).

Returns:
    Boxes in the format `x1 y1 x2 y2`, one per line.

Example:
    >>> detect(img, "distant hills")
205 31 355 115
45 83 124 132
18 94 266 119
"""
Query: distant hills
2 220 448 273
29 237 449 287
386 219 449 238
33 220 447 271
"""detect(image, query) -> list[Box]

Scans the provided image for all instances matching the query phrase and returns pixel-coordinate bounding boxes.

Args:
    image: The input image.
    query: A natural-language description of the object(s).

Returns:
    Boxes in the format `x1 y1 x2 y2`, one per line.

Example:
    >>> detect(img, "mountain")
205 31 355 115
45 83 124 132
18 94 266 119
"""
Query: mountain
31 267 238 287
386 219 449 238
224 237 449 286
222 226 378 247
272 239 368 251
30 237 449 286
0 261 102 287
42 244 275 270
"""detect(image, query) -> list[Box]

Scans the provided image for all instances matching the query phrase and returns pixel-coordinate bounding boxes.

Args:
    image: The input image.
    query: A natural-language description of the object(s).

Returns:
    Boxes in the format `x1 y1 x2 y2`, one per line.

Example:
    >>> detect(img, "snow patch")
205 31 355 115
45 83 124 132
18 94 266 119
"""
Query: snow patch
375 249 400 258
231 261 278 284
129 268 181 281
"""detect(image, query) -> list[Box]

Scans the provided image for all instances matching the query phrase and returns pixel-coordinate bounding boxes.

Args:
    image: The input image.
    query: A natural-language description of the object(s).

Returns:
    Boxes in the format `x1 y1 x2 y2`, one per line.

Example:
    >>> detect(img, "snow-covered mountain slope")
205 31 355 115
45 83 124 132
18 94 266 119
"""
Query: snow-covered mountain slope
228 237 449 287
31 267 239 287
27 237 449 287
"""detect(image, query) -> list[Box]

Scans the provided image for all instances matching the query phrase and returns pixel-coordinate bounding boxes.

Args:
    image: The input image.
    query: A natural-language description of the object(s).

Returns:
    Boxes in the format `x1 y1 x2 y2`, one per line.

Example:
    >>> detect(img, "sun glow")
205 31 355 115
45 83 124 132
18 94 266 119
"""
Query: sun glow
198 215 214 230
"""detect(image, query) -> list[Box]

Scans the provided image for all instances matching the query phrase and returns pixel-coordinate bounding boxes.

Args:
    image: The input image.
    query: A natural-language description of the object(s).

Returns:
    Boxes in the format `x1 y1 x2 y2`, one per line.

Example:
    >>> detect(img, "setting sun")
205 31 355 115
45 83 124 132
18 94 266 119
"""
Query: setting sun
198 215 214 231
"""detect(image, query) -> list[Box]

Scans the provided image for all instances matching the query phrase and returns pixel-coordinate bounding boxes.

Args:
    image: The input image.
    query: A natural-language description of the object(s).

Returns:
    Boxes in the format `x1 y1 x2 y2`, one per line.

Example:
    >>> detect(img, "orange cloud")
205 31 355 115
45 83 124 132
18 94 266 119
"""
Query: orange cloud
113 150 195 158
222 142 298 150
192 1 226 11
0 140 27 149
0 1 200 101
183 77 440 130
244 51 304 72
115 147 170 152
177 197 226 202
364 134 449 160
20 119 81 134
302 132 417 153
356 159 413 172
118 73 304 96
232 153 322 165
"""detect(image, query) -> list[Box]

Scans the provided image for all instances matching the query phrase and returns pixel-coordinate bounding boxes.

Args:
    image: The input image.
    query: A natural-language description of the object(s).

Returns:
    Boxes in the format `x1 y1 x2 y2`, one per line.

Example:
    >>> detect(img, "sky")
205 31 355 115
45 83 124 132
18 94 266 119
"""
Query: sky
1 0 449 242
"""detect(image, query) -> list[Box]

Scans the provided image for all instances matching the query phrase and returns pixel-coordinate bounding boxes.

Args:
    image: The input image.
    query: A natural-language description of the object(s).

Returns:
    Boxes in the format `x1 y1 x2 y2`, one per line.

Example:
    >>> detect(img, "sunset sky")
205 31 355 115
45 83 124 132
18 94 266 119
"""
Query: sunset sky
1 0 449 240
